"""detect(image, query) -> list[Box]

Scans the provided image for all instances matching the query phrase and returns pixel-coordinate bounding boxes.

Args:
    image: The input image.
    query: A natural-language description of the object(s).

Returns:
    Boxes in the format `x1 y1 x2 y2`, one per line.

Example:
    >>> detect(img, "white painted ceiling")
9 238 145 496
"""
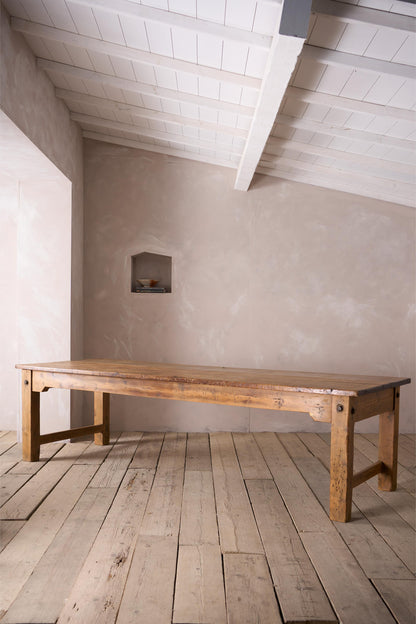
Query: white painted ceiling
4 0 416 207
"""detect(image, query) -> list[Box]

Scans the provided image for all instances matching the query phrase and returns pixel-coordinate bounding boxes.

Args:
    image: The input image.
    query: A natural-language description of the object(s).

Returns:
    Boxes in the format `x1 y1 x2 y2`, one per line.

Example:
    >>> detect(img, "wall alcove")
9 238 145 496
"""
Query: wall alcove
131 252 172 293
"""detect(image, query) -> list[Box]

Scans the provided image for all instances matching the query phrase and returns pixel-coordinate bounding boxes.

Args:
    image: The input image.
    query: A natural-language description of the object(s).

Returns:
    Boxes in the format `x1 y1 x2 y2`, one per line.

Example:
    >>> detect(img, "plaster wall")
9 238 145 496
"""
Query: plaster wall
84 140 415 433
0 172 19 430
0 116 72 433
17 178 72 434
0 5 84 428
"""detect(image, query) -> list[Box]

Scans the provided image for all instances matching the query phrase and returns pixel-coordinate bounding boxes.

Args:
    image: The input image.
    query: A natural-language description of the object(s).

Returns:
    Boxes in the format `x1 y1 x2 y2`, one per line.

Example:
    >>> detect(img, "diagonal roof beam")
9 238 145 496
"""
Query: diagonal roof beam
261 151 413 185
258 154 415 196
256 163 415 207
83 131 239 169
302 45 416 80
68 0 272 49
71 112 243 155
11 18 261 90
285 86 416 122
55 89 248 138
234 0 312 191
275 113 416 151
312 0 416 33
37 58 255 116
265 137 415 174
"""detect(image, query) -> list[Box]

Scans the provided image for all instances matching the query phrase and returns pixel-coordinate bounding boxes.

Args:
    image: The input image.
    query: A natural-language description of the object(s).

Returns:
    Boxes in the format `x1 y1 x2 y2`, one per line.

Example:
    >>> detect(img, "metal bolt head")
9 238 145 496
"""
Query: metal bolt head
337 404 344 412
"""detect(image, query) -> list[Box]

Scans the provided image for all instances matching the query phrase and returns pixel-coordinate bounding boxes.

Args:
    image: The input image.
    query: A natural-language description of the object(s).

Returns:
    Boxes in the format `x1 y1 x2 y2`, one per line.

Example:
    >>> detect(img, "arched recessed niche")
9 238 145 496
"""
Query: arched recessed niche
131 252 172 293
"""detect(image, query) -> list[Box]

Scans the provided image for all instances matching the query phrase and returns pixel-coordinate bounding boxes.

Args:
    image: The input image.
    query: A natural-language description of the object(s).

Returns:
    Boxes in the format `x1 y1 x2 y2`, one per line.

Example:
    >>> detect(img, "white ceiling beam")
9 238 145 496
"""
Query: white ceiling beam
276 113 416 151
312 0 416 33
83 131 239 170
302 44 416 80
37 59 255 117
11 17 260 91
256 166 415 208
266 136 415 175
71 112 243 155
258 154 415 195
56 89 248 138
285 86 416 123
261 151 413 184
234 0 311 191
68 0 272 49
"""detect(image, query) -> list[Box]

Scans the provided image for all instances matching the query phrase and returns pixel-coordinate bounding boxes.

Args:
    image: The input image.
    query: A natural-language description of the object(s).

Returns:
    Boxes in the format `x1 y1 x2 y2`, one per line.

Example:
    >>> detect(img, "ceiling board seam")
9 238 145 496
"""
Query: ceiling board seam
386 76 413 108
360 74 382 103
391 33 410 64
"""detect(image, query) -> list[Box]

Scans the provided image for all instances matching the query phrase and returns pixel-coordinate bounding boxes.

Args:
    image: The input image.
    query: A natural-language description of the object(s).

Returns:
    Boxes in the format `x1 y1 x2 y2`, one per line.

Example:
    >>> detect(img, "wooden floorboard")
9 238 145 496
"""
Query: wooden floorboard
2 487 117 624
372 579 416 624
0 463 98 616
0 444 24 477
0 520 25 552
117 535 178 624
179 470 218 546
210 432 263 554
0 441 91 520
185 432 212 471
57 468 154 624
0 431 414 624
246 478 336 623
130 432 164 470
173 544 226 624
224 553 283 624
0 432 17 455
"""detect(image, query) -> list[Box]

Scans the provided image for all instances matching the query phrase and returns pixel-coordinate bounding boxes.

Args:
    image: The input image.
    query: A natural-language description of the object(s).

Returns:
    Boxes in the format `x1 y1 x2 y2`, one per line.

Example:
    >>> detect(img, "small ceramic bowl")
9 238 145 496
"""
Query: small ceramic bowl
137 279 159 288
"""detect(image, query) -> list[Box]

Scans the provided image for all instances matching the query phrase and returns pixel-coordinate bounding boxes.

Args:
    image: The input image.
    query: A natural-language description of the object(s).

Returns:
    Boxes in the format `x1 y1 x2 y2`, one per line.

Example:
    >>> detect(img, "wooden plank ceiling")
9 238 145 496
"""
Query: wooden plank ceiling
5 0 416 207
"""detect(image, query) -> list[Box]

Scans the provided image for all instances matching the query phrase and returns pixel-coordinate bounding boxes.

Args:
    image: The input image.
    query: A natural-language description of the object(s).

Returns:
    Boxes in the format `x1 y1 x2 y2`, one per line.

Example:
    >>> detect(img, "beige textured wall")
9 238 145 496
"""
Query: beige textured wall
17 178 72 435
0 6 84 428
84 139 415 432
0 113 72 433
0 172 19 430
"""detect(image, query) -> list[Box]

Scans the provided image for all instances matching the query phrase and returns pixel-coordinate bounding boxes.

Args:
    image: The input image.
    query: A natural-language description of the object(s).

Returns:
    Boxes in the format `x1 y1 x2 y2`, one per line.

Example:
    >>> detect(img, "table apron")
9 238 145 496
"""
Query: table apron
32 370 333 422
351 388 395 422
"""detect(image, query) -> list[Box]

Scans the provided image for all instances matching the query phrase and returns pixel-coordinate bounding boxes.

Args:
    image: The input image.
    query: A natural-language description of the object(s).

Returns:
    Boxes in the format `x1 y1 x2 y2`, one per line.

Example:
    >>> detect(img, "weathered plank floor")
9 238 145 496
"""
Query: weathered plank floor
0 430 414 624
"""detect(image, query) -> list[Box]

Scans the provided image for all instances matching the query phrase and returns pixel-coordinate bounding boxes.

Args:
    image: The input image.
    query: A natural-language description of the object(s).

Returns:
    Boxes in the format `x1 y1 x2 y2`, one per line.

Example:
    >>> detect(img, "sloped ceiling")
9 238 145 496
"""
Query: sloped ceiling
4 0 416 207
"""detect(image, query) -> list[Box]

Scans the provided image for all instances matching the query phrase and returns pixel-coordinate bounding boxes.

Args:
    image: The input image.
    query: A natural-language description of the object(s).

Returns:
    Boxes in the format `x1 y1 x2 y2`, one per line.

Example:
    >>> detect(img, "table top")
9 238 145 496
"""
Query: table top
16 359 411 397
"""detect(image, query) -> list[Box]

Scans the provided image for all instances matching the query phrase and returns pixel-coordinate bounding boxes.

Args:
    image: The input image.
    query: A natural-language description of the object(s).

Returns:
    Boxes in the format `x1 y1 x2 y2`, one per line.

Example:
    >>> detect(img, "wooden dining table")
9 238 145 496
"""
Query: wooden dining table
16 359 411 523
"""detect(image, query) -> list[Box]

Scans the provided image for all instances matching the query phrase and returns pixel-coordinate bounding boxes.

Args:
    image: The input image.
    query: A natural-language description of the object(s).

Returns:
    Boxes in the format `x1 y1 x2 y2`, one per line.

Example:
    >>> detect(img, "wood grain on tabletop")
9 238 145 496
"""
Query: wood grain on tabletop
15 359 411 395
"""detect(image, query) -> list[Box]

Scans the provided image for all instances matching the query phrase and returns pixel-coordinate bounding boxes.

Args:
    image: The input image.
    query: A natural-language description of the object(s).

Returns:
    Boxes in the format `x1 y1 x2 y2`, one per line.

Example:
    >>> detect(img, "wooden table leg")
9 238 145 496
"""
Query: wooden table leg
22 369 40 461
329 396 354 522
94 391 110 445
378 388 399 491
